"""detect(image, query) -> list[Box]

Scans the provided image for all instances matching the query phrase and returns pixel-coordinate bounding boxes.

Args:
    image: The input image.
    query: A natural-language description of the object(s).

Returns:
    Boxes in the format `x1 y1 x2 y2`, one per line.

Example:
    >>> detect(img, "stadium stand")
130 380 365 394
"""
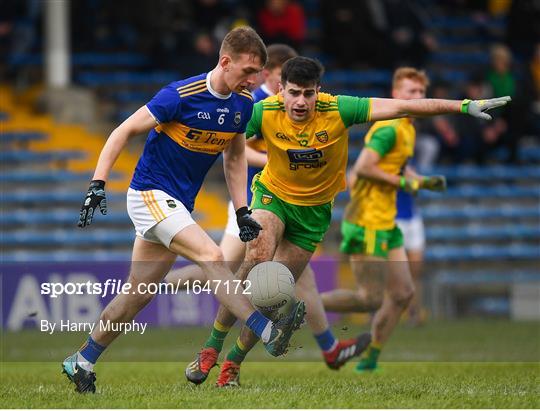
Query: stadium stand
2 0 538 318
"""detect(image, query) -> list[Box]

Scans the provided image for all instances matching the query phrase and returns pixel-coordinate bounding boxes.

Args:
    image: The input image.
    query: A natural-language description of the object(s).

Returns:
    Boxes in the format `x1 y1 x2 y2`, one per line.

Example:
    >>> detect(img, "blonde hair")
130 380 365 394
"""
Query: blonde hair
392 67 430 89
220 26 267 65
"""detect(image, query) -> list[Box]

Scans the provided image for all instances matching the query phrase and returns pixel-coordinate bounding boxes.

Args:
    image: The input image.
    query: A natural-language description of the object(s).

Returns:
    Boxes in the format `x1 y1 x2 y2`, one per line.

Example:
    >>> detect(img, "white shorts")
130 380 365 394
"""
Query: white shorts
127 188 196 247
224 201 240 237
396 215 425 251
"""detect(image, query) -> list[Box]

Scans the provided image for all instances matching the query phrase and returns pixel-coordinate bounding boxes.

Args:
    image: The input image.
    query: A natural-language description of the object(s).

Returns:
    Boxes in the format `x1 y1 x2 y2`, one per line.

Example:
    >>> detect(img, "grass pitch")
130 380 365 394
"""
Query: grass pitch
1 320 539 408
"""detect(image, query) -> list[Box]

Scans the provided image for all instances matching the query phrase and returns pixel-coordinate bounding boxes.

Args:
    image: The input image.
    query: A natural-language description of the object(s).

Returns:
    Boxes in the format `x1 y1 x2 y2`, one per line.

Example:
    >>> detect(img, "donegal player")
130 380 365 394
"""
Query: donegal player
62 27 306 394
187 57 511 386
166 45 369 384
321 68 446 371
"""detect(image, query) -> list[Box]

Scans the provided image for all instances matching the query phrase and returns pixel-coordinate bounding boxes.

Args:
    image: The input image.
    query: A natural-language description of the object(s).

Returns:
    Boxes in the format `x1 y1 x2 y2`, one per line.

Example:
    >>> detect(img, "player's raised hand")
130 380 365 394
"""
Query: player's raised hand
236 207 263 242
461 96 511 120
78 180 107 228
422 175 447 192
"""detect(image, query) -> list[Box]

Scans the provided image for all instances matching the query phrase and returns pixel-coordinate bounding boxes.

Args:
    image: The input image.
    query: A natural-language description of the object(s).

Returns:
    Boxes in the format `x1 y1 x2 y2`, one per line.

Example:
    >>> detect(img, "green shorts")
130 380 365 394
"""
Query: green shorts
340 220 404 258
250 180 332 252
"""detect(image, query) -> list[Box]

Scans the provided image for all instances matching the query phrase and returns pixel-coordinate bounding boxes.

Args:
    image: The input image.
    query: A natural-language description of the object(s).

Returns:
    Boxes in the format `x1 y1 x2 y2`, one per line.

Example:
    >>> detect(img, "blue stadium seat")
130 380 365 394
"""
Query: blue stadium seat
434 269 540 285
324 70 392 86
331 205 540 223
76 71 179 86
2 132 47 143
418 165 540 181
519 146 540 162
426 15 506 30
421 205 540 220
1 250 134 262
434 69 469 83
431 51 490 65
1 191 125 204
425 245 539 261
0 150 86 163
0 210 131 226
0 170 122 183
1 231 135 246
113 90 153 103
8 52 149 67
425 225 540 241
420 185 540 199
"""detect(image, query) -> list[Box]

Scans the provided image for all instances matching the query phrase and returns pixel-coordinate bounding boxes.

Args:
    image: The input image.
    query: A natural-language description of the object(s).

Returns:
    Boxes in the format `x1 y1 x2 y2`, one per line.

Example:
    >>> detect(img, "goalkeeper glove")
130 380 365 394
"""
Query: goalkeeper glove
461 96 511 120
236 207 263 242
422 175 447 192
78 180 107 228
399 177 421 194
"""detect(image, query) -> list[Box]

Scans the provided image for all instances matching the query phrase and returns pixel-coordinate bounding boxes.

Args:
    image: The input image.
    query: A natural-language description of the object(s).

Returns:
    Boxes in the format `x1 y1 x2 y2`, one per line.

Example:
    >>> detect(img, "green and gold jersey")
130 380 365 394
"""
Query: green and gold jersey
246 92 371 206
344 118 416 230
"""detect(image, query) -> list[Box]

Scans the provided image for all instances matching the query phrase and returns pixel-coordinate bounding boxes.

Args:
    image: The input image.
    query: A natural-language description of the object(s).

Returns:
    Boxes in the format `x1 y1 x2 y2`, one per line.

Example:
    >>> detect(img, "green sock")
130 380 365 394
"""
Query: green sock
203 321 231 352
226 338 248 364
365 343 381 362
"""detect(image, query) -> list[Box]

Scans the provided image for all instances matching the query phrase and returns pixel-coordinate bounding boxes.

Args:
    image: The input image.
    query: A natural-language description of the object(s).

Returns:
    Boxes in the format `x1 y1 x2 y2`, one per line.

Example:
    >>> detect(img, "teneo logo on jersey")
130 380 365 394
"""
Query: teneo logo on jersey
234 112 241 126
316 130 329 143
286 148 327 170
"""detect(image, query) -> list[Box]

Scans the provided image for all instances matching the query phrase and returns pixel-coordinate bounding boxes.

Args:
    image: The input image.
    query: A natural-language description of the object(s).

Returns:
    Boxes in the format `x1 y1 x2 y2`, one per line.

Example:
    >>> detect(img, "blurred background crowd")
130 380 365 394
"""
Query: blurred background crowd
2 0 539 165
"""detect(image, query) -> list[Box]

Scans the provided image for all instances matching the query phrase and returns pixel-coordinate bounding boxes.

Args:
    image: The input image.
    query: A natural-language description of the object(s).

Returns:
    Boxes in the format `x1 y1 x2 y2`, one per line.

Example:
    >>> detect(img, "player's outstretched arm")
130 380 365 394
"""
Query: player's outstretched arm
369 96 511 122
78 106 157 228
223 133 262 242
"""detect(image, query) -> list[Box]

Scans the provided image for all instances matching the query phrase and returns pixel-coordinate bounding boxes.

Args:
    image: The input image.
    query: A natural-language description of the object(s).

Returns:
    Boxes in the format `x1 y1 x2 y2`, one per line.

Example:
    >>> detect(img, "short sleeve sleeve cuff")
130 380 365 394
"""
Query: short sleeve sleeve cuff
145 85 182 124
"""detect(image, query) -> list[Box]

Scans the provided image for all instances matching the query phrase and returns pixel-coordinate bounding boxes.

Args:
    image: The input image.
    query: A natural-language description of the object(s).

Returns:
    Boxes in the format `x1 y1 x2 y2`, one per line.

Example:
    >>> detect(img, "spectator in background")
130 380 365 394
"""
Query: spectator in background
451 74 508 164
383 0 438 68
321 0 393 69
257 0 306 50
182 31 219 76
485 44 520 162
506 0 540 61
529 44 540 136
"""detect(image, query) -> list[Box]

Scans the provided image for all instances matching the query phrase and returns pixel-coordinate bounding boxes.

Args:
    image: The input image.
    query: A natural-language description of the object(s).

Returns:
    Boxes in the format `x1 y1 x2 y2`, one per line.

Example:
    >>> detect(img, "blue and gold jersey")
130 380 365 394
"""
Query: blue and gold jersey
130 72 254 212
246 84 272 203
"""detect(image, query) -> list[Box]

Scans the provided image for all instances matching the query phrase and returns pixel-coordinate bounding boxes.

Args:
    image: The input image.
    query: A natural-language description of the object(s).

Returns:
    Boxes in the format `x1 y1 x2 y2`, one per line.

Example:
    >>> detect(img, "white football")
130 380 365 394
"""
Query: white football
246 261 296 321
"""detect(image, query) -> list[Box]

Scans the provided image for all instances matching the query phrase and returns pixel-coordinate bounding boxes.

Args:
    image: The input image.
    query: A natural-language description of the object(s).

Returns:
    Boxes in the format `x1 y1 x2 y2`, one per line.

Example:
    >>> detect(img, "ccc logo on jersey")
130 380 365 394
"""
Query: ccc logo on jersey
287 148 327 171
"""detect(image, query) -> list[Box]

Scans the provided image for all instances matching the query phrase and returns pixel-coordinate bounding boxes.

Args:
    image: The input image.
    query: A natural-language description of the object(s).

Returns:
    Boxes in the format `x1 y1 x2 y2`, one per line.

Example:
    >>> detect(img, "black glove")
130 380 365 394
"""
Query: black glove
236 207 262 242
78 180 107 228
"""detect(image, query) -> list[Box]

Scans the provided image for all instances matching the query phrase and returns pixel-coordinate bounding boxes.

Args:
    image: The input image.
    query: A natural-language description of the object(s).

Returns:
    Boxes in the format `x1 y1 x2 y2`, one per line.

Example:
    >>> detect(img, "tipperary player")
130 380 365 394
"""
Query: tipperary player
62 27 306 394
321 68 447 371
187 57 511 387
179 46 371 387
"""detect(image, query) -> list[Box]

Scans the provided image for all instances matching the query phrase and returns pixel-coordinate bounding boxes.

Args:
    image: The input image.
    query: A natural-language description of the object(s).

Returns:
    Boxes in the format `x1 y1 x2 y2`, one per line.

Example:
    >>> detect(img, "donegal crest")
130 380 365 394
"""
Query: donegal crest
261 194 273 205
316 130 329 143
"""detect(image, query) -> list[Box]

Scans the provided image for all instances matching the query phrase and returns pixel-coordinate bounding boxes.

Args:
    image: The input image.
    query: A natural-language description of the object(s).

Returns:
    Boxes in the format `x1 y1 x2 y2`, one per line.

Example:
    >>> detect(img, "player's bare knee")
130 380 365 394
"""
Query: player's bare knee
244 244 273 265
391 285 415 308
198 245 225 263
364 292 384 311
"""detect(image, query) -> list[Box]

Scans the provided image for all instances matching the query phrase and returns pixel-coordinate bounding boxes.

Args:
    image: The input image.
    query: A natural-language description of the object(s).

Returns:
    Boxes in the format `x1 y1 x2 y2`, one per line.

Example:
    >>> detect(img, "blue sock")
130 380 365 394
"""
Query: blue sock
314 329 336 352
79 336 106 364
246 311 271 339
